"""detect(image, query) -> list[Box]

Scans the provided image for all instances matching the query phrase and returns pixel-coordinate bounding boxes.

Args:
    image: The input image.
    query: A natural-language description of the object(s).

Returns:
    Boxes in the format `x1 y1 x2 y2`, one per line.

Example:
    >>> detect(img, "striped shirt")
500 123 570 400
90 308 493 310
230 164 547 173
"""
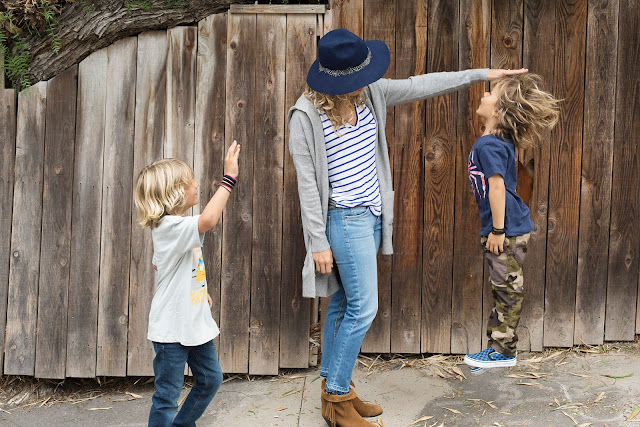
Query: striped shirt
322 103 381 216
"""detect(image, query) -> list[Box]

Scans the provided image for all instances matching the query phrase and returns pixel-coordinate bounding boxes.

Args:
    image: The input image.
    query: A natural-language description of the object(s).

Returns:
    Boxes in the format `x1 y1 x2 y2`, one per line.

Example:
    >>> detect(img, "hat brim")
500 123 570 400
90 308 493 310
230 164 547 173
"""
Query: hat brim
306 40 390 95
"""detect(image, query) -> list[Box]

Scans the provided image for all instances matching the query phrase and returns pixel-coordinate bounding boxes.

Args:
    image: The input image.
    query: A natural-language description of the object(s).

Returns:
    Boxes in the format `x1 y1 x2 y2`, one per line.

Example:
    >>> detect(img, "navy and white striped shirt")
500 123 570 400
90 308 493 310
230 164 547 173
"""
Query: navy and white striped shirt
322 104 381 216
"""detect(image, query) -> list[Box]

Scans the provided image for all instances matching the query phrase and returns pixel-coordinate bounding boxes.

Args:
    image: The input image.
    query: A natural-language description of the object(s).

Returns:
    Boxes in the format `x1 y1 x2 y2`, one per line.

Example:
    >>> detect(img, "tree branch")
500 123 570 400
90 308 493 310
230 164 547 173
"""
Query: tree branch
23 0 250 84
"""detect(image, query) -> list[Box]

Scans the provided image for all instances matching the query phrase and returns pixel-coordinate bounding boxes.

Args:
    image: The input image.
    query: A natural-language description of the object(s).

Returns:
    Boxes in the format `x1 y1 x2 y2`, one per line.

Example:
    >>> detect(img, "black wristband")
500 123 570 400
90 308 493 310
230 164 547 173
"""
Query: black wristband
491 227 505 235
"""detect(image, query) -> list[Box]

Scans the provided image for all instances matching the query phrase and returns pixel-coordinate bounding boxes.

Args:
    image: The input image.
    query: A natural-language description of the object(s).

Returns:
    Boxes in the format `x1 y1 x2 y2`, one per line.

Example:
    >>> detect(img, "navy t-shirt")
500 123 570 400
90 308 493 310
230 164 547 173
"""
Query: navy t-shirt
468 134 534 237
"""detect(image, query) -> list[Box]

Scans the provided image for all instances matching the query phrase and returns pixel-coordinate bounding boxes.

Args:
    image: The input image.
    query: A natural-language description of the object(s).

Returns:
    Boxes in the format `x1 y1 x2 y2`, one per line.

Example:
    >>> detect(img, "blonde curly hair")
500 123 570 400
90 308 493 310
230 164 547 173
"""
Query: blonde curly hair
134 158 194 228
305 85 366 132
490 74 561 150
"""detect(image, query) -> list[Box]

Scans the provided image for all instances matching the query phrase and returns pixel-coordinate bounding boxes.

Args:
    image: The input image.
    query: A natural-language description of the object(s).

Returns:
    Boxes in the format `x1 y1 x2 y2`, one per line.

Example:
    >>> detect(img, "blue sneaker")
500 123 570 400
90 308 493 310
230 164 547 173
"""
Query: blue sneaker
464 347 516 368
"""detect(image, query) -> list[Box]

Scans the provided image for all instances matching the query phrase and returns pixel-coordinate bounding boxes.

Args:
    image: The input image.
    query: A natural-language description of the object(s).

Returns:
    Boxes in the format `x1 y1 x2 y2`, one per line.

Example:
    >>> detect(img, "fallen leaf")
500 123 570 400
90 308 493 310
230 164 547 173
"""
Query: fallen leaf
125 392 143 399
629 406 640 421
594 392 605 403
439 406 462 414
577 423 593 427
377 417 385 427
450 366 467 380
517 381 540 386
276 407 286 411
433 367 447 378
467 398 497 409
409 415 433 425
88 407 111 411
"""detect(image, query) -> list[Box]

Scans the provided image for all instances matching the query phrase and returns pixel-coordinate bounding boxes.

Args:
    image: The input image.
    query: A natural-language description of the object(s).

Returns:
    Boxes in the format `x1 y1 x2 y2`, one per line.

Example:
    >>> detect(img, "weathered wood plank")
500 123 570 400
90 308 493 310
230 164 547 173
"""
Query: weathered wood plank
520 0 555 353
0 87 16 372
165 26 197 167
484 0 523 350
421 0 458 354
4 81 47 375
230 5 326 14
249 13 286 376
607 0 639 341
451 0 489 355
543 0 587 348
391 0 426 354
194 13 227 351
574 0 618 345
96 37 137 376
127 31 167 377
361 0 396 354
280 13 315 369
66 49 107 377
34 65 78 379
220 13 255 373
328 0 363 36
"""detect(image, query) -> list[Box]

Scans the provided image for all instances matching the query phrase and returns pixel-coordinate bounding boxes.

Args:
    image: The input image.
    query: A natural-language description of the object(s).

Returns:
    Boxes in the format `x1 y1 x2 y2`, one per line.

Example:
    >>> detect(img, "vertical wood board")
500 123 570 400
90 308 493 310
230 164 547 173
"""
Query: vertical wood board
4 81 47 375
67 49 107 377
35 65 78 379
249 13 286 376
127 31 167 376
96 37 137 376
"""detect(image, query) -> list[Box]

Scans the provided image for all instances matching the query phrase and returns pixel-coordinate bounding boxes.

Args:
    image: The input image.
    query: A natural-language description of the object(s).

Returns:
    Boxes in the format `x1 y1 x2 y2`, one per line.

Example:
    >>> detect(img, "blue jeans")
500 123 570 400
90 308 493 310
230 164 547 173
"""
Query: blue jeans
321 206 381 394
148 340 223 427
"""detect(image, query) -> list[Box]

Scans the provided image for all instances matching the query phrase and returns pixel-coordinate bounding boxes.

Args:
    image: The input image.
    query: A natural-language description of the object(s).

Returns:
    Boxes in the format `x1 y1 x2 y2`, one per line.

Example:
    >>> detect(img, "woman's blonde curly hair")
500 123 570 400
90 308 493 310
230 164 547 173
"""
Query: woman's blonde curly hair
134 158 194 228
305 85 366 132
490 74 561 150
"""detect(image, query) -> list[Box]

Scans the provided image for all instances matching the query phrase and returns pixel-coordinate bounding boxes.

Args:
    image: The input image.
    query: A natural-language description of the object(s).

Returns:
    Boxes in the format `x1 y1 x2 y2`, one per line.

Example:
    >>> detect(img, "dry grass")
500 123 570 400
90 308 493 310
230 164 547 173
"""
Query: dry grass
0 336 637 411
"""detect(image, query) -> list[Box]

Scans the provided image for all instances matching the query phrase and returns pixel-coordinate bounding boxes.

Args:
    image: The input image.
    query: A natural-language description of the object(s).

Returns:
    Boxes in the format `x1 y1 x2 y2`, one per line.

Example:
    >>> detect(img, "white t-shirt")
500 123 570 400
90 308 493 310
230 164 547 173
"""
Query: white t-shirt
148 215 220 345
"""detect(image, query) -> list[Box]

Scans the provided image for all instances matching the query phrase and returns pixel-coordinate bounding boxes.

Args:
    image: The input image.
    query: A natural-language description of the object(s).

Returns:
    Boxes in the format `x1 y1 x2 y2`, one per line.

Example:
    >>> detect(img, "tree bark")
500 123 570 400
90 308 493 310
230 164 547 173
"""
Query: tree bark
23 0 251 84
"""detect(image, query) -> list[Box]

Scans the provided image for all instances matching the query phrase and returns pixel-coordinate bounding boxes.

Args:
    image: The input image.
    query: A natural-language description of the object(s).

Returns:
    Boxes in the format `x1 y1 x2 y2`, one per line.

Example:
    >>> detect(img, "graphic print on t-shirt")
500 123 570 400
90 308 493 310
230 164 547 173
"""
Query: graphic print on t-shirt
468 150 487 199
191 247 207 305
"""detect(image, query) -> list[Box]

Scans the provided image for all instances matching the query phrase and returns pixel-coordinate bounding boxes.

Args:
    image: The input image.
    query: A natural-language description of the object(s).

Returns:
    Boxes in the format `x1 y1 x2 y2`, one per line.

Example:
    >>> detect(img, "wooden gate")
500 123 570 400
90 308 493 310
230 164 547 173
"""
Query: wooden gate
0 0 638 379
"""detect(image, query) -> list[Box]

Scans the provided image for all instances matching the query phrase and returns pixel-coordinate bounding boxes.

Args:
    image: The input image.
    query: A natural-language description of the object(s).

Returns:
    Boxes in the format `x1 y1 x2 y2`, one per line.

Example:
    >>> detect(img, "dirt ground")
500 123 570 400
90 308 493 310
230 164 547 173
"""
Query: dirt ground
0 340 639 426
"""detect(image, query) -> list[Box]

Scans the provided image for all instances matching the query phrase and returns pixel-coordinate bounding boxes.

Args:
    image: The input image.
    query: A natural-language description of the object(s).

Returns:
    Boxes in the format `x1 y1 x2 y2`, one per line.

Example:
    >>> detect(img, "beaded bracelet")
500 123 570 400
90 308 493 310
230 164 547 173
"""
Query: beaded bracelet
220 174 237 192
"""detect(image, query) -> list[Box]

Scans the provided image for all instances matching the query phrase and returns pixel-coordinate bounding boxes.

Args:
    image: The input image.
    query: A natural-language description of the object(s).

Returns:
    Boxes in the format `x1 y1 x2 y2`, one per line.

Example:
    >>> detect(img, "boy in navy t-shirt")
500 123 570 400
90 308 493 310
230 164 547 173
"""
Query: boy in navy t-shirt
463 74 559 371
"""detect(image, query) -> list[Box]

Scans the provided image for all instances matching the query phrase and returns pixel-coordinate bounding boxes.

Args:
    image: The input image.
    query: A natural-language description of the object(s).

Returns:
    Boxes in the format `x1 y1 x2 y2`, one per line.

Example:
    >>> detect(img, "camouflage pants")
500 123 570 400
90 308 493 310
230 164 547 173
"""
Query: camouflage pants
481 233 530 357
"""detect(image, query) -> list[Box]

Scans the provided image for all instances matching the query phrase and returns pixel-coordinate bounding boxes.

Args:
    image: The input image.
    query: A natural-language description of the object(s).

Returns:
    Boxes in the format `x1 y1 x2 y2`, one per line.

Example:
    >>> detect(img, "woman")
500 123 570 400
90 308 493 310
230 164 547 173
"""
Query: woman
287 28 526 427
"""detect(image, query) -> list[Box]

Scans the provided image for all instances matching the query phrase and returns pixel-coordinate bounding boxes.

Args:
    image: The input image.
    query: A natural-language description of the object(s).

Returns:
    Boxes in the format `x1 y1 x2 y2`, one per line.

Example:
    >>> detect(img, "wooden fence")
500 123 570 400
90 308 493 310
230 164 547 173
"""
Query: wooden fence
0 0 638 379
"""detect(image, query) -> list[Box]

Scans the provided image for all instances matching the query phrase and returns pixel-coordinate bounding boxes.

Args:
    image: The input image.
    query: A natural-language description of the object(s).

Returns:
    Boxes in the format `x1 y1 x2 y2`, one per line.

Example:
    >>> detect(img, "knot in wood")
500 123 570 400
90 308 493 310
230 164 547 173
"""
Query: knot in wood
55 165 63 175
503 36 513 47
425 152 436 162
230 41 237 49
12 251 19 258
119 315 128 325
241 212 250 222
308 27 314 35
60 258 67 267
237 100 244 109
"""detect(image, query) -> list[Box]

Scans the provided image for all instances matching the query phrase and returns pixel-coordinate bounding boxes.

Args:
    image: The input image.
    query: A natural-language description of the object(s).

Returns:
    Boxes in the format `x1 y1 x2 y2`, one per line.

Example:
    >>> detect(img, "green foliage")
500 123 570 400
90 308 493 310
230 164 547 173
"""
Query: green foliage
0 32 31 90
127 0 153 14
165 0 185 7
0 0 71 89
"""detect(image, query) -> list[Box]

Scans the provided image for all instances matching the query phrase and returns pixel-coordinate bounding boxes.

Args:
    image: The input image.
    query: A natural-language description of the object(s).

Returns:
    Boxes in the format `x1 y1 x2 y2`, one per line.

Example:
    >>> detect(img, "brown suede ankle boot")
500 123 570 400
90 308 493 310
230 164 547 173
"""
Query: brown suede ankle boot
321 379 383 418
321 389 378 427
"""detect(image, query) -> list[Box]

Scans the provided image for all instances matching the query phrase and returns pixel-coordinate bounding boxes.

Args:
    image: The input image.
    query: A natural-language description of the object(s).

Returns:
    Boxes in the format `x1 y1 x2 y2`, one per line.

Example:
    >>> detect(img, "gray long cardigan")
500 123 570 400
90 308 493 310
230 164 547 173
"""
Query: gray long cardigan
288 69 489 298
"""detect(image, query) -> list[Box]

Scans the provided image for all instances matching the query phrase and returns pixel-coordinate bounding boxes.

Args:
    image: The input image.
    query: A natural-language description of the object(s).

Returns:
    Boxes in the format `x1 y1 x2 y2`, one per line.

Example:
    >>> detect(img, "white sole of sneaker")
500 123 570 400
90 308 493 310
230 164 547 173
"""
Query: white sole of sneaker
463 355 517 368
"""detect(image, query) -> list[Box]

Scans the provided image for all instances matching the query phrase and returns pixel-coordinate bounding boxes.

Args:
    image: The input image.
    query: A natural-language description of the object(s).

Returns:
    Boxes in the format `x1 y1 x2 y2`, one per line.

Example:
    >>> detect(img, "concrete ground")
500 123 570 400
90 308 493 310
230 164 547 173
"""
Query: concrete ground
1 343 639 426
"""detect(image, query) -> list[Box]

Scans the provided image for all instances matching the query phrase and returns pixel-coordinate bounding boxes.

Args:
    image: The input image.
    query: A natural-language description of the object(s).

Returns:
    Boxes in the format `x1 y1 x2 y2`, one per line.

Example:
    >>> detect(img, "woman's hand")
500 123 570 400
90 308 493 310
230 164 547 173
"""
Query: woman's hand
487 68 528 81
207 293 213 309
486 232 505 255
313 249 333 274
225 140 241 179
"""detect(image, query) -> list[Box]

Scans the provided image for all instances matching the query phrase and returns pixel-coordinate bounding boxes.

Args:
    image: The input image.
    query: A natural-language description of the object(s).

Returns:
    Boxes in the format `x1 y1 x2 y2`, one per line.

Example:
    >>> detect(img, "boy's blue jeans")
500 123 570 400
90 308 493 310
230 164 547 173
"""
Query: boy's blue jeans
148 340 223 427
321 206 381 394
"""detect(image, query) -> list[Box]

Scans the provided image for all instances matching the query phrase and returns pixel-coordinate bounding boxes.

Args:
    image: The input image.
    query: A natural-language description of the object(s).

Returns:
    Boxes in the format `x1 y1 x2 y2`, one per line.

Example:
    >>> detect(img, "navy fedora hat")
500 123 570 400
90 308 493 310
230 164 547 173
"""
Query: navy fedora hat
307 28 390 95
